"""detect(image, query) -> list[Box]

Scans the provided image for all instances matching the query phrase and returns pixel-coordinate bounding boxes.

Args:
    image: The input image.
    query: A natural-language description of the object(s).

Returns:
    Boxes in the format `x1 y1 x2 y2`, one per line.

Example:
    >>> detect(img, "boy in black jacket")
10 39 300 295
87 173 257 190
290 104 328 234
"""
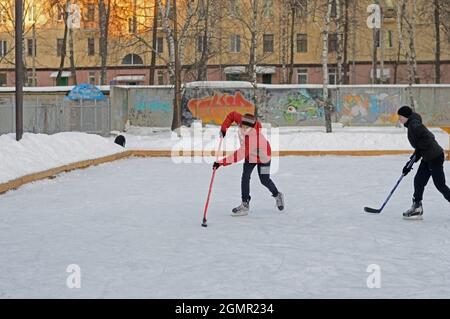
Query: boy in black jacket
397 105 450 219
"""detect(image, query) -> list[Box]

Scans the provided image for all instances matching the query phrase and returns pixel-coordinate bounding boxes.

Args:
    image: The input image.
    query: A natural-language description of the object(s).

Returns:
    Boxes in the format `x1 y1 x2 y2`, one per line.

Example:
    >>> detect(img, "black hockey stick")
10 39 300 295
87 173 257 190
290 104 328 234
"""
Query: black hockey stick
364 155 416 214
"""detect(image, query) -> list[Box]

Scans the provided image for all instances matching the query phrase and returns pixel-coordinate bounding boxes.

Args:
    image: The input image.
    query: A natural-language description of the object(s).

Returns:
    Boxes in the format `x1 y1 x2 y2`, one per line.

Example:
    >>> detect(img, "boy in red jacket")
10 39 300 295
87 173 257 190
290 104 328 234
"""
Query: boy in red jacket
213 112 284 216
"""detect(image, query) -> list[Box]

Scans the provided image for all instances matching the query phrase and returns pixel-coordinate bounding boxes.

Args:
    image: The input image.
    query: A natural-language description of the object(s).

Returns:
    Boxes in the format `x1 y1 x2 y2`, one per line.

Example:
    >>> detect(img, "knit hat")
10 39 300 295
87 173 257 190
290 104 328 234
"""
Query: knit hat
397 105 413 118
241 113 256 127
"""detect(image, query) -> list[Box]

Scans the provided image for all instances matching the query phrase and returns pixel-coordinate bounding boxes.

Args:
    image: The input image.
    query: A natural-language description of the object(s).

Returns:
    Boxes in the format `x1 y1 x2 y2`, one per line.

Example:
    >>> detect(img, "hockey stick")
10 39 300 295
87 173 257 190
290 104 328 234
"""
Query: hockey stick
201 137 224 227
364 155 416 214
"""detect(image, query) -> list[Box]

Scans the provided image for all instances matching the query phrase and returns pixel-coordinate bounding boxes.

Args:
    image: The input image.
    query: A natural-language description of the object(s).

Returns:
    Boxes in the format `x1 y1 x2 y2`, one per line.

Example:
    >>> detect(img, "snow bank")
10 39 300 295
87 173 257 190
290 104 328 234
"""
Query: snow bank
0 132 124 184
117 125 450 152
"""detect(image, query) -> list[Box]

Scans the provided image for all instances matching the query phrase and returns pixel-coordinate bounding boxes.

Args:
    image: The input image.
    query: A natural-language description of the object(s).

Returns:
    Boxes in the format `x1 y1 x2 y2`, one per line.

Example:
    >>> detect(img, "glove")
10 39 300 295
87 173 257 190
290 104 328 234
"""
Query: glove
213 162 221 170
220 129 226 138
402 162 413 176
411 152 421 163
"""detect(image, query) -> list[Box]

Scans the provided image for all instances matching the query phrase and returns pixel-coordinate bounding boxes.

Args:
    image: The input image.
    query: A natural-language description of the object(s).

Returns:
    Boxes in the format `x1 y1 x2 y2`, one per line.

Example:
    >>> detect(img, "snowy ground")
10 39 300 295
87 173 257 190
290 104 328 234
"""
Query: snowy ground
1 155 450 298
118 124 450 152
0 132 124 184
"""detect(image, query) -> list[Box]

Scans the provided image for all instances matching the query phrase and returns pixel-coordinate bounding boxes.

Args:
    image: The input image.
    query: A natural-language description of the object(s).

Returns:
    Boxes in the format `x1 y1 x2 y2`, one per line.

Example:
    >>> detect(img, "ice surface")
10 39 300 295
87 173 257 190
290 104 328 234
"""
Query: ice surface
1 156 450 298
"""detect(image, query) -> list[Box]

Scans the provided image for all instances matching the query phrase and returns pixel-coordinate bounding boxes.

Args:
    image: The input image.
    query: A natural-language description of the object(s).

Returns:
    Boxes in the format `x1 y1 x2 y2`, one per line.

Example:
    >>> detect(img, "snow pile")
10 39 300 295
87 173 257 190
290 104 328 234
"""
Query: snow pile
118 124 449 152
0 132 124 184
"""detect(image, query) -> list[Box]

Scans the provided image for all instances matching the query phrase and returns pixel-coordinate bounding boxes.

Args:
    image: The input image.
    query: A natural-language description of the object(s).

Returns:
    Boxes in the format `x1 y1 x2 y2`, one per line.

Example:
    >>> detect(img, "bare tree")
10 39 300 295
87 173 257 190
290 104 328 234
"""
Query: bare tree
98 0 113 85
56 0 70 85
149 0 158 85
322 0 333 133
434 0 441 84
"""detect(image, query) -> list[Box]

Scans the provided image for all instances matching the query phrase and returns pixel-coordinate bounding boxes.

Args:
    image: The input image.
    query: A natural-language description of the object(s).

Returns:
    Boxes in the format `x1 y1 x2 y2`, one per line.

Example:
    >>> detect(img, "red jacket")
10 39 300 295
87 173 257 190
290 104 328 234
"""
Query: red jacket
218 112 272 166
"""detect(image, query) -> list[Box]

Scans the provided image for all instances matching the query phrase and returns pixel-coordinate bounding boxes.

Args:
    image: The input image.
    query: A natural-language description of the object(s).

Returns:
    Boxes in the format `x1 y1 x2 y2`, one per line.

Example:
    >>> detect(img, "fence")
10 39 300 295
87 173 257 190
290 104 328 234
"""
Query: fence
0 88 111 136
1 84 450 136
112 83 450 128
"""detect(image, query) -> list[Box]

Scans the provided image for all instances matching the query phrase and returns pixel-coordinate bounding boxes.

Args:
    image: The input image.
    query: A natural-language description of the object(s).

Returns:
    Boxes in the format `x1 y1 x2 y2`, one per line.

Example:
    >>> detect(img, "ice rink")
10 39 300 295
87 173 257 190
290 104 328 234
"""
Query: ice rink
1 156 450 298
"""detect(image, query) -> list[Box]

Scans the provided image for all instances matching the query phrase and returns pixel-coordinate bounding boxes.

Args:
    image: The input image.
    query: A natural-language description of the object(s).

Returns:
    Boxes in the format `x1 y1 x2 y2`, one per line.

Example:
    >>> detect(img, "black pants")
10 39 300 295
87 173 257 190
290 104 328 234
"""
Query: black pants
413 153 450 203
241 161 279 202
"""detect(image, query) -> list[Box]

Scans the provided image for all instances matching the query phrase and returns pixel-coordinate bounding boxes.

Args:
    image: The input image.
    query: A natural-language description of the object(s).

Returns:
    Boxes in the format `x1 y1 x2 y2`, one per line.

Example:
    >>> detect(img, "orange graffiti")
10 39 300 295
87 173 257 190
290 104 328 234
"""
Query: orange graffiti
187 92 255 125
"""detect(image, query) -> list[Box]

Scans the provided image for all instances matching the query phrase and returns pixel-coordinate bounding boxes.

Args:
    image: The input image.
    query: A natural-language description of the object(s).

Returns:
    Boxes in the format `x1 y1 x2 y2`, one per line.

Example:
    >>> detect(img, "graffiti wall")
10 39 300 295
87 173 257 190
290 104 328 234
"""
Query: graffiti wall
413 87 450 126
128 87 173 127
259 88 324 126
334 88 402 125
110 84 450 129
182 88 255 126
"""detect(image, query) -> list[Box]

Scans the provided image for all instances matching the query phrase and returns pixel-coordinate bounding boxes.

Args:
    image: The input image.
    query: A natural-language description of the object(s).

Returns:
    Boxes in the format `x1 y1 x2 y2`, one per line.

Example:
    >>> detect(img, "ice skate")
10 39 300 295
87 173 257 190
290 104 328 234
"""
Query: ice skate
231 200 250 217
274 192 284 211
403 201 423 220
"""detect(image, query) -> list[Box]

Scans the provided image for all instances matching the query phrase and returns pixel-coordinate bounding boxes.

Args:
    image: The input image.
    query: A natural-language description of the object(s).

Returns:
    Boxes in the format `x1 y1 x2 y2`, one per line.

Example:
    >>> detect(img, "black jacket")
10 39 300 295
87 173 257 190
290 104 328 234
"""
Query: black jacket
405 113 443 162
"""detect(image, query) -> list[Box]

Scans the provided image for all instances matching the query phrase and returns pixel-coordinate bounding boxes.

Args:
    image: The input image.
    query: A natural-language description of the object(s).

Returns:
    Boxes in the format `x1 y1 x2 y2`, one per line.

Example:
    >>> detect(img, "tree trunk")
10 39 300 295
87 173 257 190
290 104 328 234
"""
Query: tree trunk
280 0 288 84
336 0 343 85
288 4 295 84
323 0 333 133
99 0 110 85
56 1 69 85
434 0 441 84
342 0 349 84
248 0 258 85
171 0 182 131
149 0 158 85
68 27 77 85
197 0 210 81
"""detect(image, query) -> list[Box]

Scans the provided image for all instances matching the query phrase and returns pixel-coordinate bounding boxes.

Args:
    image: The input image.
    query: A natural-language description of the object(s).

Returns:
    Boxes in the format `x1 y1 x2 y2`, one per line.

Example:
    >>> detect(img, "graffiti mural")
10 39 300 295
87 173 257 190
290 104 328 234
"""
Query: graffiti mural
135 94 171 113
259 88 324 126
337 91 400 125
183 90 255 125
128 88 173 127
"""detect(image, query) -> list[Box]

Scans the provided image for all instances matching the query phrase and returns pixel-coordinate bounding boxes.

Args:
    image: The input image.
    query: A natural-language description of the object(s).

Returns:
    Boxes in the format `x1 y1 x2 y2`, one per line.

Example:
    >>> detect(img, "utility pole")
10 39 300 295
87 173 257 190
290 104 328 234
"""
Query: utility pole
15 0 24 140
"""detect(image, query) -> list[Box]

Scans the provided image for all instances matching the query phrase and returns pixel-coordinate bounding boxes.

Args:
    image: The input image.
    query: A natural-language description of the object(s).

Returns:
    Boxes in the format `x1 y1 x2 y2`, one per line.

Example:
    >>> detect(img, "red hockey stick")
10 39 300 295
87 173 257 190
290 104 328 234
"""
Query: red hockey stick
201 138 223 227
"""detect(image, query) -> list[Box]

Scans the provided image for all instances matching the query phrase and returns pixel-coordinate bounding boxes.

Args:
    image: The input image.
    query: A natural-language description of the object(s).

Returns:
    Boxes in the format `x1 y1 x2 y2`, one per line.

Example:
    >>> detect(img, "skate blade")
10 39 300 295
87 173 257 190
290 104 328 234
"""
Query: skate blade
231 212 249 217
403 215 424 221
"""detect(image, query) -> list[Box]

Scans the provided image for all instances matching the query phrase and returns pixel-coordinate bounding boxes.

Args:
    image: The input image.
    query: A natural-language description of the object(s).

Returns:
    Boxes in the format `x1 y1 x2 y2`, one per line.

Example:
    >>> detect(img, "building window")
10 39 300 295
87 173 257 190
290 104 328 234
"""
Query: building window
198 0 206 19
57 4 65 21
28 4 36 22
27 72 37 87
27 38 37 56
87 38 95 56
294 0 308 18
157 70 165 85
156 37 164 53
331 0 337 18
328 67 337 85
297 68 308 84
263 0 274 18
230 35 241 53
0 73 7 86
328 33 338 52
0 8 8 24
86 3 95 22
157 10 163 28
263 34 274 53
128 16 137 34
121 53 143 65
386 30 393 48
229 0 239 17
88 71 97 85
0 40 7 57
296 33 308 53
262 74 272 84
57 38 64 56
197 35 205 53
